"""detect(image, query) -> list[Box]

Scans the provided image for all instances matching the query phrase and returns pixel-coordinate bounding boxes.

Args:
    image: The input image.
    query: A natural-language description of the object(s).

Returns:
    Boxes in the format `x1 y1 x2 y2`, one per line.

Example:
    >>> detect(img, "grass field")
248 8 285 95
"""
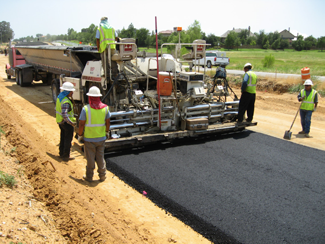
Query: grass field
223 49 325 76
140 47 325 77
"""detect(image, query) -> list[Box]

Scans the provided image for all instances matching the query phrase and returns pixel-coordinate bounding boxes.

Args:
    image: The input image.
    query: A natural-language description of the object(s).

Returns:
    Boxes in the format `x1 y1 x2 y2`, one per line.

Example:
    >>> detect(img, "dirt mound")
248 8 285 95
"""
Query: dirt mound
228 75 291 94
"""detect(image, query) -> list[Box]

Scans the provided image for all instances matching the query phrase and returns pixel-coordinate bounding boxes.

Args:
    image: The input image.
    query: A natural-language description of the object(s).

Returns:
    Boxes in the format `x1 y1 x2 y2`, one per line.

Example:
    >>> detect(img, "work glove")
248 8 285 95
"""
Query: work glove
78 135 84 144
106 132 110 139
313 107 317 112
299 96 305 102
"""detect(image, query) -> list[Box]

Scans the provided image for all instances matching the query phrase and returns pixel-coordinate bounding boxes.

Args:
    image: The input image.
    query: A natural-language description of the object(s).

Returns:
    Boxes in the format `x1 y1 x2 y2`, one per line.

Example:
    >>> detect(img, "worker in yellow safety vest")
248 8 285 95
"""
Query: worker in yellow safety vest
237 63 257 125
96 17 119 80
297 79 318 138
78 86 111 182
56 82 76 161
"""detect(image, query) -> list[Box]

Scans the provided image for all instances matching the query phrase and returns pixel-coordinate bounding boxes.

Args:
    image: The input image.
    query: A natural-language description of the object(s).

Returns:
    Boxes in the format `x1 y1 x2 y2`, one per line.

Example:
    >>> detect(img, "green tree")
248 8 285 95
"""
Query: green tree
238 29 249 45
263 39 270 49
119 23 136 38
136 28 149 47
225 31 237 49
186 20 202 42
304 41 312 50
292 35 305 51
256 30 266 46
234 37 241 50
305 35 317 47
203 33 220 48
267 31 280 46
317 36 325 51
279 39 289 49
0 21 14 42
271 39 280 50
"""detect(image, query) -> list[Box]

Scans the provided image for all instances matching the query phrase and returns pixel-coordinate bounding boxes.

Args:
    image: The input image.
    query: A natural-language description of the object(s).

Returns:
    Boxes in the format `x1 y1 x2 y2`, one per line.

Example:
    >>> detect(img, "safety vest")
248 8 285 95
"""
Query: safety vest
98 26 115 53
300 89 317 111
245 71 257 94
84 105 109 139
56 97 76 123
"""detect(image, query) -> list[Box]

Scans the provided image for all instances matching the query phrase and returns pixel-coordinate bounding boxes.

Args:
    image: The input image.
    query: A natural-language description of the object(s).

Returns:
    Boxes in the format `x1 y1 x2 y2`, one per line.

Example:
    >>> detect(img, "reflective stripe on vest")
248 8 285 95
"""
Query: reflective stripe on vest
98 26 115 53
56 97 76 123
84 105 109 138
300 89 317 111
245 71 257 94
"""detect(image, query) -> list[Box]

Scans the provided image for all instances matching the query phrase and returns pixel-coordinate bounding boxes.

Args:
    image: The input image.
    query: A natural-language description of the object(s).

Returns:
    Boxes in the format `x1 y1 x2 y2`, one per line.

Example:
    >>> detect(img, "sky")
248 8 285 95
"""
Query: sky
2 0 325 40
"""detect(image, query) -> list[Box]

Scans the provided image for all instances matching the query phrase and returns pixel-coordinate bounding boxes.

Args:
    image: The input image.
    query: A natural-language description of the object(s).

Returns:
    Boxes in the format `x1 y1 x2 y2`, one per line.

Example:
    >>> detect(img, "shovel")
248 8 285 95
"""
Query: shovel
284 103 302 140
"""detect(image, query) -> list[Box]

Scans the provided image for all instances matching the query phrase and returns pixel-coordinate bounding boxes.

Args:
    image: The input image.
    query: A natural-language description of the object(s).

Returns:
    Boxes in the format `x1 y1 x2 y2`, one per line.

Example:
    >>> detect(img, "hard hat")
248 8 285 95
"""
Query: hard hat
60 82 75 91
86 86 102 97
303 79 313 86
244 63 252 68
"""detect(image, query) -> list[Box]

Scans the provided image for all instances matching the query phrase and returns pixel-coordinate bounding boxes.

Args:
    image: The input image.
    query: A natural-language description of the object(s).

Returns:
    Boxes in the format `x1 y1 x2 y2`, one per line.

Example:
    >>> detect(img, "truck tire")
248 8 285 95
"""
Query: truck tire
19 70 27 87
51 79 60 104
207 61 212 69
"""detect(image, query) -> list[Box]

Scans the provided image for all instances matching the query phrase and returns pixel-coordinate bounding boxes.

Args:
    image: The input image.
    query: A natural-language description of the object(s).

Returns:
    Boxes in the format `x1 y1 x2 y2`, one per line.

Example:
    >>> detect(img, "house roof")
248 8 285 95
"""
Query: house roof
220 28 254 38
279 29 295 39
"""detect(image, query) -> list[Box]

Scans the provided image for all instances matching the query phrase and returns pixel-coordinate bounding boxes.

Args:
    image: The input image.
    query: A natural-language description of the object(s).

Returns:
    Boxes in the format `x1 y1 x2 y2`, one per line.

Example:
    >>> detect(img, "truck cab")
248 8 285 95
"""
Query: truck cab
193 50 230 68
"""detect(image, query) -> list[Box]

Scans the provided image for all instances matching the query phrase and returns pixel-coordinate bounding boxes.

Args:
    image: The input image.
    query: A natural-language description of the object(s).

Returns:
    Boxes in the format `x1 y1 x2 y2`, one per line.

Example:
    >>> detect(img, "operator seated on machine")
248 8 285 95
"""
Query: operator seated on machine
96 17 119 80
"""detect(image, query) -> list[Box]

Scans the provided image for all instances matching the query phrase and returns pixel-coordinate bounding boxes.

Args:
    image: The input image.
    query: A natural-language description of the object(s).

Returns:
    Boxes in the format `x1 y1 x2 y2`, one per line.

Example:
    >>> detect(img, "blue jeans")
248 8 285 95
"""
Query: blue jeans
300 109 313 134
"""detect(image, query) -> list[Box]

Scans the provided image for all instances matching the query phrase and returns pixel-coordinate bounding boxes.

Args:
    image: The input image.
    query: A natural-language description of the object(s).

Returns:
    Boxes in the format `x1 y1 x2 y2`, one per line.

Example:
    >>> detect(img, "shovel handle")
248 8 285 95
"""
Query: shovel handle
288 103 302 131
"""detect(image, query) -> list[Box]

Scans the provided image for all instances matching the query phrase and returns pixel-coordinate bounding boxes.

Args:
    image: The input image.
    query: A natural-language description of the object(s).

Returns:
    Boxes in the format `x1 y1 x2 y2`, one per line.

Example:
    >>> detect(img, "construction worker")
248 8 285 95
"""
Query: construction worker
297 79 318 138
78 86 110 182
96 17 118 80
56 82 76 161
237 63 257 125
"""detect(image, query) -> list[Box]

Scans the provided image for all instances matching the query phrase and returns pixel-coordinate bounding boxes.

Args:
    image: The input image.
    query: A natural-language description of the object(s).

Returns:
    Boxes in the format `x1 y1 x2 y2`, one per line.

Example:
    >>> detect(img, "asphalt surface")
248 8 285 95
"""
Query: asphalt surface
106 130 325 244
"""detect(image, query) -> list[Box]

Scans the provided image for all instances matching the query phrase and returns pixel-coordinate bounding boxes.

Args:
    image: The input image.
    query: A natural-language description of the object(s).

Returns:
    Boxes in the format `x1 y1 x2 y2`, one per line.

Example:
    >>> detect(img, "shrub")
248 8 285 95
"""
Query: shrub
0 171 17 188
261 54 275 68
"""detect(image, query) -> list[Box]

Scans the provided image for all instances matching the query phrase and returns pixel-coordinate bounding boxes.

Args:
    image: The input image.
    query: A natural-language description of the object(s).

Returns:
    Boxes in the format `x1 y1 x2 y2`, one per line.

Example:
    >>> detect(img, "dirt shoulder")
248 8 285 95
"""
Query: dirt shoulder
0 54 209 243
0 54 324 243
228 75 325 151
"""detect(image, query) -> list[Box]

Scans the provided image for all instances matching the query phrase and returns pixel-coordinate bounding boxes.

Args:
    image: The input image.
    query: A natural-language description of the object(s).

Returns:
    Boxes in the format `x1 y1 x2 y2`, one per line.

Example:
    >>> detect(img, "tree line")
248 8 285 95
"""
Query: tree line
224 29 325 51
2 20 325 51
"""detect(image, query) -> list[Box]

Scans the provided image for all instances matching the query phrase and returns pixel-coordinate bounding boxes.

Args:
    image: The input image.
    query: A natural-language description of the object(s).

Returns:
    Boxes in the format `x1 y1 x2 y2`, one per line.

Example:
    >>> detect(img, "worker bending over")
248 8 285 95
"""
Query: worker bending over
78 86 111 182
56 82 76 161
297 79 318 138
237 63 257 125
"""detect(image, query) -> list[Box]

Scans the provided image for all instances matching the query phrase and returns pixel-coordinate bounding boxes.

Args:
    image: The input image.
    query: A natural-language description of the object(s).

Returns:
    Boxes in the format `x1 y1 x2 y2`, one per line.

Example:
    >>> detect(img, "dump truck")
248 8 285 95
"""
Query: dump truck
10 38 256 152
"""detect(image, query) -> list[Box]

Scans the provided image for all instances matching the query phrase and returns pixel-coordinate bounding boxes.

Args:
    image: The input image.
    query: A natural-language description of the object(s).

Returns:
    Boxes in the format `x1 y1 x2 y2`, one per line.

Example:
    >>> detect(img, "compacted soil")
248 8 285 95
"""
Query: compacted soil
0 54 324 243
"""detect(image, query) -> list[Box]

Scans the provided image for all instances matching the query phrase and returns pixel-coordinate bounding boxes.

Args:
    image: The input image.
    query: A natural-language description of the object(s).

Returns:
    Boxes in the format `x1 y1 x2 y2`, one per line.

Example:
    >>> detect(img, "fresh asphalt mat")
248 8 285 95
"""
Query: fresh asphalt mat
105 130 325 244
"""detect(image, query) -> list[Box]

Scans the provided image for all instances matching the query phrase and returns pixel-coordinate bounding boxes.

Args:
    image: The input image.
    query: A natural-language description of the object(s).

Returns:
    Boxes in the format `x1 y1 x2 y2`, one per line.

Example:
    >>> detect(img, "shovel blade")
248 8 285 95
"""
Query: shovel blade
283 130 292 140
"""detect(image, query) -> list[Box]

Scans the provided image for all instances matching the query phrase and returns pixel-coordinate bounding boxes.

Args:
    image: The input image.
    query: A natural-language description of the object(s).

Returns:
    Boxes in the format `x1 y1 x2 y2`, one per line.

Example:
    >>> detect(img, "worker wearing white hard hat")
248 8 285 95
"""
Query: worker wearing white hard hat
55 82 76 161
237 62 257 125
78 86 111 182
297 79 318 138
